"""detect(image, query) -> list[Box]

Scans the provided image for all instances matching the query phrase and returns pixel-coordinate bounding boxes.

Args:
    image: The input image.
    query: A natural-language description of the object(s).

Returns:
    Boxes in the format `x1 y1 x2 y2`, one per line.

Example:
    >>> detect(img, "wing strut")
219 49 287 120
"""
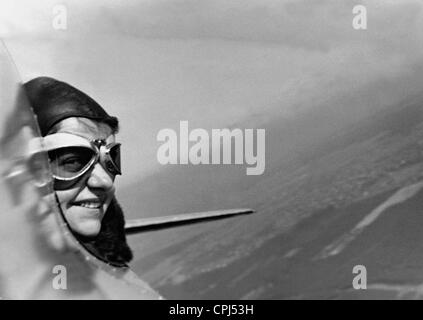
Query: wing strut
125 208 255 234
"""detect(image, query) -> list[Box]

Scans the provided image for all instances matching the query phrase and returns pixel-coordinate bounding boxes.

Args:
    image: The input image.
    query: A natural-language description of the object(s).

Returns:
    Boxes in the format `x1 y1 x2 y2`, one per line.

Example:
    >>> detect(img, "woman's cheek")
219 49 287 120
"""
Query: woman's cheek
55 188 102 237
55 188 80 210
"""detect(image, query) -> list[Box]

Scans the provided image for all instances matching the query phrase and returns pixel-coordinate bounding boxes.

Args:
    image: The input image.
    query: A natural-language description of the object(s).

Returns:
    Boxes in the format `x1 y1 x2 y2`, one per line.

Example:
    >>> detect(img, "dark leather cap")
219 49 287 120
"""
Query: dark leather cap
24 77 117 136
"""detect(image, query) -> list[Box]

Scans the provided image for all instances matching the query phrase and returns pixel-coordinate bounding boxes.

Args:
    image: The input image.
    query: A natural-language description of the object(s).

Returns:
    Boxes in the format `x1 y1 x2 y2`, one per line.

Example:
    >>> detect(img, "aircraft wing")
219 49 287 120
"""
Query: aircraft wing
125 208 255 234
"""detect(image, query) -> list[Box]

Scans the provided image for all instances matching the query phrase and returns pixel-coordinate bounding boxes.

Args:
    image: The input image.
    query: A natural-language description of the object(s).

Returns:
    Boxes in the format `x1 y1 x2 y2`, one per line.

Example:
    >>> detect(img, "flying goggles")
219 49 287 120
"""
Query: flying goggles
28 132 121 185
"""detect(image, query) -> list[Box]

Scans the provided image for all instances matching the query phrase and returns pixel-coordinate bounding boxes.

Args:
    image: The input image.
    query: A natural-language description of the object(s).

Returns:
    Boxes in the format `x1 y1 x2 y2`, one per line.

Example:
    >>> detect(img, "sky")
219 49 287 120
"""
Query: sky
1 0 423 187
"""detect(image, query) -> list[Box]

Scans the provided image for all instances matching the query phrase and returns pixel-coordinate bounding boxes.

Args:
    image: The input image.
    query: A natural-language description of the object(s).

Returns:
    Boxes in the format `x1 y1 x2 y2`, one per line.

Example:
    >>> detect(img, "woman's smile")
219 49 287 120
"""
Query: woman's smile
72 199 104 209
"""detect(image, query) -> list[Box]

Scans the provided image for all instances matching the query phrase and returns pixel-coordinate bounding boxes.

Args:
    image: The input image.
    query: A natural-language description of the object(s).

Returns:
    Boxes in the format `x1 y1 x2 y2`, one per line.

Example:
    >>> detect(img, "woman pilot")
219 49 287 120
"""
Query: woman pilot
25 76 133 267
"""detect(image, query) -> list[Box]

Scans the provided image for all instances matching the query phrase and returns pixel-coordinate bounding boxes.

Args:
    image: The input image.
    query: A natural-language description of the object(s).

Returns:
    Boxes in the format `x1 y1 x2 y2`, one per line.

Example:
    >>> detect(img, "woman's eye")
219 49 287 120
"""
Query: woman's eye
60 155 81 164
58 155 85 171
49 147 92 172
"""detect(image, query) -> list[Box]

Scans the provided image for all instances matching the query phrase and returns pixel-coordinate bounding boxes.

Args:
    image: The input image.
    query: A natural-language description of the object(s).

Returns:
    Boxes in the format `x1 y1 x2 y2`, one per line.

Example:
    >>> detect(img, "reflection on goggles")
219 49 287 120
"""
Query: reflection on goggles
41 133 121 181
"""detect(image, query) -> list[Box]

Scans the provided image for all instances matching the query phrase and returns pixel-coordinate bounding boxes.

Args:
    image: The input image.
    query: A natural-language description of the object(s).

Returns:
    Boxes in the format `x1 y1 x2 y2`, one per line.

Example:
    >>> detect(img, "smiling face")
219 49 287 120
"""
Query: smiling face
49 117 117 237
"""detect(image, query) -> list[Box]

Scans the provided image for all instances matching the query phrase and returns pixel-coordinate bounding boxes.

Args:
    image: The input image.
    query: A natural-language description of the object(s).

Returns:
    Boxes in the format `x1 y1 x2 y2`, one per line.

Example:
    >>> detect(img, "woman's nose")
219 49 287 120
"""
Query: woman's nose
86 162 114 191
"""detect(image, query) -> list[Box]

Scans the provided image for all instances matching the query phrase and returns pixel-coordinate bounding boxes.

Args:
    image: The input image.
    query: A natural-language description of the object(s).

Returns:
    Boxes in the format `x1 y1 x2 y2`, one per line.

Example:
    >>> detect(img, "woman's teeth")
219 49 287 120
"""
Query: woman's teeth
77 202 102 209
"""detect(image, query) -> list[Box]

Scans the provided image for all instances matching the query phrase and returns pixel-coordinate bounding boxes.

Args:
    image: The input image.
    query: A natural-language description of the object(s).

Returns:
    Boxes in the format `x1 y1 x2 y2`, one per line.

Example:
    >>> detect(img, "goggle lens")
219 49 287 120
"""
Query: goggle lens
48 147 96 179
108 144 121 174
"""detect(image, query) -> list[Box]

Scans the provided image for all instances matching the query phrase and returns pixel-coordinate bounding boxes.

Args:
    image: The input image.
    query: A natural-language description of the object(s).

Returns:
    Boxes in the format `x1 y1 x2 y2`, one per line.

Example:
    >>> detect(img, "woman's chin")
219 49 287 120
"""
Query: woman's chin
64 206 105 238
71 221 101 238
